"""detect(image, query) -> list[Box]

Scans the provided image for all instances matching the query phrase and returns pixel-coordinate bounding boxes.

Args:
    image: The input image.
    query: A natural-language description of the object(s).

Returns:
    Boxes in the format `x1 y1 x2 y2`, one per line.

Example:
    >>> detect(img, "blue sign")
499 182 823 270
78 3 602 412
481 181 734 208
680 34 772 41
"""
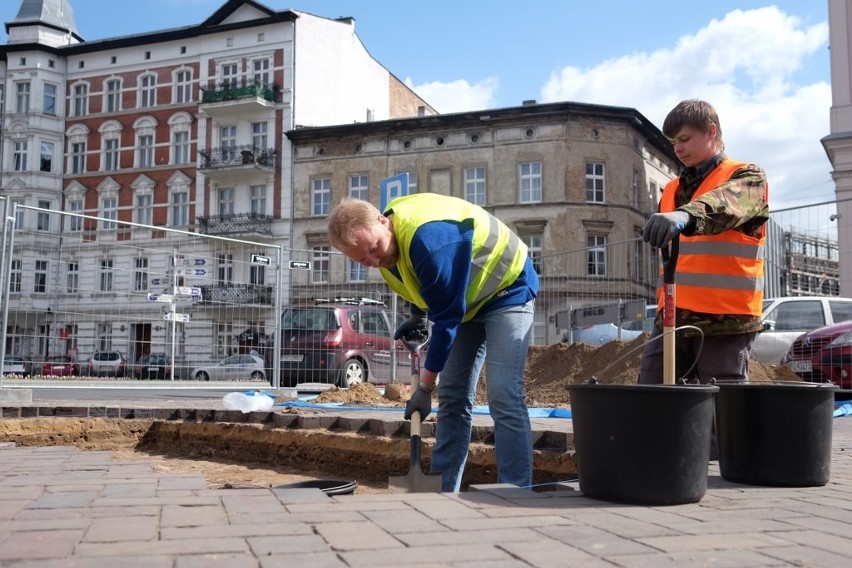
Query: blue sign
380 173 409 212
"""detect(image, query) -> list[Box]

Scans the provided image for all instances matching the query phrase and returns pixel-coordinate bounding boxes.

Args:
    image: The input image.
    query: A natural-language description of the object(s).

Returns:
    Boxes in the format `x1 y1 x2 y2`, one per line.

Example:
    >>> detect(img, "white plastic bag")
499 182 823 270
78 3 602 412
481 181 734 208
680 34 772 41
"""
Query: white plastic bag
222 392 274 413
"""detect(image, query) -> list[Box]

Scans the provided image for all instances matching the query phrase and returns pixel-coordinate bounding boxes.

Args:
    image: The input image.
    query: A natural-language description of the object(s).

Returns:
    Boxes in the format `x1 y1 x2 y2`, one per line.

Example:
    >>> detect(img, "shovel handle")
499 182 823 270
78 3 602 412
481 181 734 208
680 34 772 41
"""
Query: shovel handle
409 410 423 467
661 237 679 385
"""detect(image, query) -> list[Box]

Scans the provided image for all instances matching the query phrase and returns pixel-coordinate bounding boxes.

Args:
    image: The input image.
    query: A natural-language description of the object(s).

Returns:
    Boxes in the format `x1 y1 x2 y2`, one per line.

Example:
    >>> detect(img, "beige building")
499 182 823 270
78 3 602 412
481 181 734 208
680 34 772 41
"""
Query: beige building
286 101 680 343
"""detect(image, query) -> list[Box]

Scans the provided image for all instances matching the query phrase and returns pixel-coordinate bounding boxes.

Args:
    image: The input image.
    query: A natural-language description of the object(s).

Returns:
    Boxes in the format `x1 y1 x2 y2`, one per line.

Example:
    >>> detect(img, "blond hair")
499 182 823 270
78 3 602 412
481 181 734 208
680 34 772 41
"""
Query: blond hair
327 198 381 249
663 99 724 151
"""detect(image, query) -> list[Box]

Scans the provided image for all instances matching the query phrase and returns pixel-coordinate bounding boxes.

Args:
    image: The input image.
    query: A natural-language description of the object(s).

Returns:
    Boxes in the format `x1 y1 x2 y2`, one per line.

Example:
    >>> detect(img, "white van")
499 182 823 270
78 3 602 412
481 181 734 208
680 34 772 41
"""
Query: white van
752 296 852 363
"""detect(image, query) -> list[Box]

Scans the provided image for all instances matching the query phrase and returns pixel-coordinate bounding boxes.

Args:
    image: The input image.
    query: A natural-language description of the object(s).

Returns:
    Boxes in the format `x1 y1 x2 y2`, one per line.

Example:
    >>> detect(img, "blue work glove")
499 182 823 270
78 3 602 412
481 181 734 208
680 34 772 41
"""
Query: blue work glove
642 211 691 247
394 314 428 341
404 384 433 421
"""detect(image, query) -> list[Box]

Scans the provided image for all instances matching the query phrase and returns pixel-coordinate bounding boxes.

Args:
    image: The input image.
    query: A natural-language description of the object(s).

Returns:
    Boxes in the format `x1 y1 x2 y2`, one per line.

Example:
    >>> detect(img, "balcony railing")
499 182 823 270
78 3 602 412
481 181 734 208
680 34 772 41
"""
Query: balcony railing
196 212 273 236
198 284 274 306
199 145 276 170
201 80 278 104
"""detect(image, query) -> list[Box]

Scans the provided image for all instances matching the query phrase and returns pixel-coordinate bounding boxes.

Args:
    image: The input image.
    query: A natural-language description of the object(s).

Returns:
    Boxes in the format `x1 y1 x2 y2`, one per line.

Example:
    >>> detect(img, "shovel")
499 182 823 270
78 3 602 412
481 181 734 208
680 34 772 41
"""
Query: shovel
661 236 680 385
389 331 443 493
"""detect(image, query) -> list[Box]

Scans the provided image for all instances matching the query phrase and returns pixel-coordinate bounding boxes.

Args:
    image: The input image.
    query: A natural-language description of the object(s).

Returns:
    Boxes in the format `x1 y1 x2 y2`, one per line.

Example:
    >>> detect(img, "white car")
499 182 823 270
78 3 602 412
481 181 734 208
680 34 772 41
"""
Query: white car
752 296 852 363
1 356 30 377
190 354 266 382
568 305 656 346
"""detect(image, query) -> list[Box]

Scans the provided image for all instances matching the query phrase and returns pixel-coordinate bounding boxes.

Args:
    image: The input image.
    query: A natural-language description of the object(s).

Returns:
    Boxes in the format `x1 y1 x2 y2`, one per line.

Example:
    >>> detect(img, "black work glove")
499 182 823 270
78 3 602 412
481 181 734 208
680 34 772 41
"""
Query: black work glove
404 385 433 421
642 211 691 247
394 314 428 341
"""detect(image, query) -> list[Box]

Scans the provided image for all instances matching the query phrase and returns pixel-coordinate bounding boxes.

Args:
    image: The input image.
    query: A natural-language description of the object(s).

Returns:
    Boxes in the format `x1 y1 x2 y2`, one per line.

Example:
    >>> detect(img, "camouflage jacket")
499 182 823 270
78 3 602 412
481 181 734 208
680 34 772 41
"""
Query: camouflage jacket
657 153 769 336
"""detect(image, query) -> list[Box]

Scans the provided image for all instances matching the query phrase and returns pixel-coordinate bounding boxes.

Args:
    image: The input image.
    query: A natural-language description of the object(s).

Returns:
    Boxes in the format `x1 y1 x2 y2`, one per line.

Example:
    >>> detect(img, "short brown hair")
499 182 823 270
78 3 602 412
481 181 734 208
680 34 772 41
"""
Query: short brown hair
662 99 724 150
327 198 381 249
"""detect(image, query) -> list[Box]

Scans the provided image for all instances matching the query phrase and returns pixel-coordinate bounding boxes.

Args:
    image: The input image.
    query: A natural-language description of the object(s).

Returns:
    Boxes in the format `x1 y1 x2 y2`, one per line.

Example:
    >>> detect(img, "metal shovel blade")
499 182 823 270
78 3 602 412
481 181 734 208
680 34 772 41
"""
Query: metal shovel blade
388 410 443 493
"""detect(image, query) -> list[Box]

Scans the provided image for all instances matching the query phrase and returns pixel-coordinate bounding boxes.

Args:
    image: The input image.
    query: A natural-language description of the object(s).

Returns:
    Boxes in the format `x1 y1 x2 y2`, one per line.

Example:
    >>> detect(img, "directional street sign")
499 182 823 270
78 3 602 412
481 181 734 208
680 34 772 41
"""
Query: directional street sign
175 258 207 267
150 278 162 286
173 268 208 278
251 254 271 266
174 286 203 300
289 260 310 270
147 293 174 303
164 312 190 323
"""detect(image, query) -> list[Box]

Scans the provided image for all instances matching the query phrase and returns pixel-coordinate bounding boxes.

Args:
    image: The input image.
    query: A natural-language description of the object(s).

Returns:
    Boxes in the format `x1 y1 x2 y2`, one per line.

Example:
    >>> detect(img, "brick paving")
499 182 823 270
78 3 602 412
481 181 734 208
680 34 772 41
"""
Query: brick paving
0 398 851 566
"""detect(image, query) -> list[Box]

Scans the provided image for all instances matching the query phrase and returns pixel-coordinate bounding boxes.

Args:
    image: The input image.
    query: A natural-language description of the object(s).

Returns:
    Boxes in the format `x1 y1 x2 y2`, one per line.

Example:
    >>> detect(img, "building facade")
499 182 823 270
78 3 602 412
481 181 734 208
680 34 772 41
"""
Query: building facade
0 0 433 364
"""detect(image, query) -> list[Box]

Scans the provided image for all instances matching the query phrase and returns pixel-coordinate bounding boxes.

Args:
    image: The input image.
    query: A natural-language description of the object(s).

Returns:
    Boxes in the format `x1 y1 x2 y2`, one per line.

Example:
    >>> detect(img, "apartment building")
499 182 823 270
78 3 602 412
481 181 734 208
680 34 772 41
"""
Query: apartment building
0 0 433 364
286 101 681 344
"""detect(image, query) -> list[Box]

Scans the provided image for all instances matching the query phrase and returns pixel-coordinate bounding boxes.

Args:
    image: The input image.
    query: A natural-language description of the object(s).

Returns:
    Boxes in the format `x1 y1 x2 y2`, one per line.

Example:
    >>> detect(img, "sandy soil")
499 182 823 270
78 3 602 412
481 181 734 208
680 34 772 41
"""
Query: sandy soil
0 337 799 493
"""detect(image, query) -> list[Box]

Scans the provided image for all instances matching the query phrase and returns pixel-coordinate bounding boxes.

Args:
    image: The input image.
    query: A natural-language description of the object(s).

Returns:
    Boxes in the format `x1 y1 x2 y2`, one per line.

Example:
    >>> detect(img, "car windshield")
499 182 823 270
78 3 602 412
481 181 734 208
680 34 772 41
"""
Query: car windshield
281 308 336 331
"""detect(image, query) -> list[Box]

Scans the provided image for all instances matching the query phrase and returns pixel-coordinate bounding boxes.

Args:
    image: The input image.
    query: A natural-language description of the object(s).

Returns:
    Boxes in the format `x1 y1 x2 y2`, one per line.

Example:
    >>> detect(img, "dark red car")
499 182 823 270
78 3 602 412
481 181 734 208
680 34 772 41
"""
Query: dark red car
782 320 852 389
42 355 79 377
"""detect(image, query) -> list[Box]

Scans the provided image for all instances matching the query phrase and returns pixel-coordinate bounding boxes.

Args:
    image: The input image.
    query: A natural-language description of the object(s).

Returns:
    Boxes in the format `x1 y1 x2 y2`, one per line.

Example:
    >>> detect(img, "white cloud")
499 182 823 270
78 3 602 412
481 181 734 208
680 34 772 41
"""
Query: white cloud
404 77 499 114
539 7 831 209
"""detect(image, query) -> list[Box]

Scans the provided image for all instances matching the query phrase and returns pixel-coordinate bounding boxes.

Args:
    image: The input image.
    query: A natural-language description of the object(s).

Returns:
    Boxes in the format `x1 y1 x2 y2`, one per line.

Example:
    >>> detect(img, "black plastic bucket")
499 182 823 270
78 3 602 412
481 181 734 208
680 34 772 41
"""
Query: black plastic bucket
274 479 358 495
567 382 718 505
715 381 837 486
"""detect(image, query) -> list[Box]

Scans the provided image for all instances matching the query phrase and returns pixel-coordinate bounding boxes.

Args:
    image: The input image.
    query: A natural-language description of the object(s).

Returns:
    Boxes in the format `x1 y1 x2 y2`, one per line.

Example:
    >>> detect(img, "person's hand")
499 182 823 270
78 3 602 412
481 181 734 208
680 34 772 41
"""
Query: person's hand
404 386 433 421
642 211 691 247
394 314 427 341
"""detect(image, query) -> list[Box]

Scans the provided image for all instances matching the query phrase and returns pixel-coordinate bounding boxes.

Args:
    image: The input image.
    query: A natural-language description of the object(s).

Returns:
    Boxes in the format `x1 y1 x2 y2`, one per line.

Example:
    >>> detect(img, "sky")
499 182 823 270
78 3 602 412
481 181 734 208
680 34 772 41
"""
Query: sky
1 0 833 211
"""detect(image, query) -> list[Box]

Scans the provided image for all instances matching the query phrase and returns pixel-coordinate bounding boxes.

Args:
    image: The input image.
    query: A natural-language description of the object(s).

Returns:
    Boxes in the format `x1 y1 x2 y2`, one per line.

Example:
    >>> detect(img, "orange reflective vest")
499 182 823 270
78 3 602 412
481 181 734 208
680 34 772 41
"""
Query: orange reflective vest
657 160 766 316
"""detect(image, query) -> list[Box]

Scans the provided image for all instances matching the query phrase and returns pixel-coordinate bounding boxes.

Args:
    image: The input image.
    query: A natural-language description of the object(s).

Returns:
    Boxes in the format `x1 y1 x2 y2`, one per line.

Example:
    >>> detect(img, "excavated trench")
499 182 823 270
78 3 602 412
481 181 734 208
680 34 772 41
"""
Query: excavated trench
0 415 577 493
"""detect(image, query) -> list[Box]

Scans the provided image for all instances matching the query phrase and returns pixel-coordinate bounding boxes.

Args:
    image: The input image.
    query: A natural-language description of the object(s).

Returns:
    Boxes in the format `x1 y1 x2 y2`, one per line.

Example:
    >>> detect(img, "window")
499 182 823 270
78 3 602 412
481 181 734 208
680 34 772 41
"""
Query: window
396 171 417 195
464 166 486 205
220 125 237 162
96 322 111 352
349 174 368 200
585 162 605 203
101 196 118 230
522 234 542 273
9 260 22 293
217 254 234 285
135 193 152 225
137 134 154 168
587 235 607 277
34 260 48 293
105 79 121 112
312 178 331 216
72 83 88 116
216 322 232 357
312 246 329 283
71 142 86 174
67 199 83 231
134 257 148 292
104 138 119 171
16 81 30 113
250 263 266 286
349 259 367 283
67 262 79 293
250 185 267 216
171 191 189 226
40 141 53 172
174 70 192 103
253 58 270 87
222 63 239 88
13 141 27 171
631 169 640 210
634 239 646 285
519 161 542 203
43 83 56 115
173 130 190 164
37 200 50 232
140 75 156 108
251 122 267 149
100 259 114 292
218 188 235 216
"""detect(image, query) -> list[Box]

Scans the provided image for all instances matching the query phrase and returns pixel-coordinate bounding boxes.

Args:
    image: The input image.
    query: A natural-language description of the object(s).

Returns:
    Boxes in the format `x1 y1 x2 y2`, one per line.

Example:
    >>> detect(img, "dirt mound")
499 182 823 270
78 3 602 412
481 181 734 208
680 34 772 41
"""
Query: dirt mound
312 382 402 405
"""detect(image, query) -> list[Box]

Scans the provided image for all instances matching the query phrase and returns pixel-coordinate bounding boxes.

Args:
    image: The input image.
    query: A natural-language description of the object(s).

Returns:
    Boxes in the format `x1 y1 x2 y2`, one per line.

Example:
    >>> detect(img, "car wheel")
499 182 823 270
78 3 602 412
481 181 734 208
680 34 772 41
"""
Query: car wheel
195 371 210 381
339 358 365 388
251 370 264 381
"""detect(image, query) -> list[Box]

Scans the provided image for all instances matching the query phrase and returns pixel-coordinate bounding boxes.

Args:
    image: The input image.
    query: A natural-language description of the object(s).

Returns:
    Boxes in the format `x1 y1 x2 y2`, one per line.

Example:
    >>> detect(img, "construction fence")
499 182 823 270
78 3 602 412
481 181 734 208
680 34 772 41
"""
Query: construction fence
0 196 841 388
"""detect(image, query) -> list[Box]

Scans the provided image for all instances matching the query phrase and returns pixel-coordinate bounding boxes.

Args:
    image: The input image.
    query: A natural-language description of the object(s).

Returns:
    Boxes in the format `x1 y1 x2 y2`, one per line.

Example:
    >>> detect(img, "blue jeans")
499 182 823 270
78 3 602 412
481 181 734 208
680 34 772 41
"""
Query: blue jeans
431 300 535 492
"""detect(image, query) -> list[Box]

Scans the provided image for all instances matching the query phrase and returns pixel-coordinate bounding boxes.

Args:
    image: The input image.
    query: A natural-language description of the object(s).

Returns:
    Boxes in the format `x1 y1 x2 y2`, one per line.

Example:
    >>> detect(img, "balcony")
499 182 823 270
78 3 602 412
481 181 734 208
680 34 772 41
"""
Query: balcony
196 212 273 236
198 284 274 307
199 80 279 117
198 145 276 182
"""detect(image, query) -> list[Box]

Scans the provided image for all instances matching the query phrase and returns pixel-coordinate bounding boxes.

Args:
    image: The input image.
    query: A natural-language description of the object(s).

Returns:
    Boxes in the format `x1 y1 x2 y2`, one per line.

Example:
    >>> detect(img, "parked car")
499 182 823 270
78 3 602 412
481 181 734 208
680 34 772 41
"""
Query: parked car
567 305 657 346
782 320 852 389
42 355 79 377
752 296 852 363
133 353 173 380
88 350 127 377
1 356 30 377
279 297 412 388
190 354 266 382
